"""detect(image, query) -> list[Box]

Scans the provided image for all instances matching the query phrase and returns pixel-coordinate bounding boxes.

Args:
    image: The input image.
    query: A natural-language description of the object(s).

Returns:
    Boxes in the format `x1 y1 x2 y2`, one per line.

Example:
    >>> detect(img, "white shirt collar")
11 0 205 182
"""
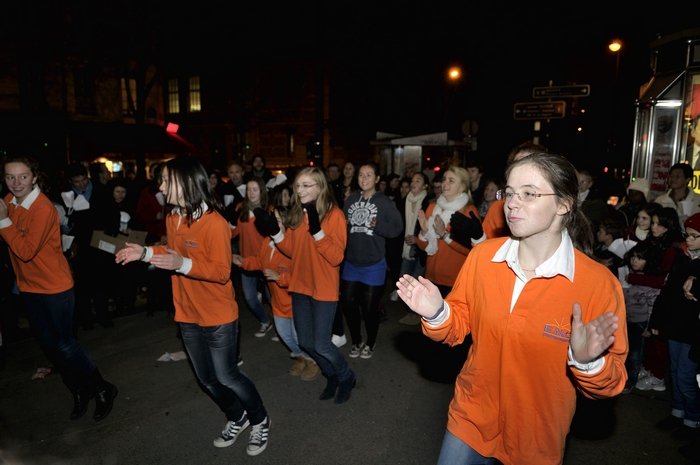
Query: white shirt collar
10 185 41 209
491 229 575 282
172 202 209 220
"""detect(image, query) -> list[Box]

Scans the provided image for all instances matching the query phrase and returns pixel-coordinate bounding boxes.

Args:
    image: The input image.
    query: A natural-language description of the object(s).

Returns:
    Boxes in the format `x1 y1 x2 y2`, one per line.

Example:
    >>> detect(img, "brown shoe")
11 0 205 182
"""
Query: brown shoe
289 356 306 377
300 359 320 381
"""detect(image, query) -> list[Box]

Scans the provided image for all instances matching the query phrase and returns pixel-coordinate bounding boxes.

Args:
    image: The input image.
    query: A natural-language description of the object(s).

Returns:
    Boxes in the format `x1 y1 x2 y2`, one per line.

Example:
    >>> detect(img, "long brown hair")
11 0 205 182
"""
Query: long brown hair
239 176 269 222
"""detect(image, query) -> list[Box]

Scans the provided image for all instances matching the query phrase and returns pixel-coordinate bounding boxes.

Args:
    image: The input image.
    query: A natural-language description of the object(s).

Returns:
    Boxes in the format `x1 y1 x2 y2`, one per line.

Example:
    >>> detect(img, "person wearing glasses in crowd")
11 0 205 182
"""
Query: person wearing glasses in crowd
254 167 356 404
396 152 627 465
115 156 270 456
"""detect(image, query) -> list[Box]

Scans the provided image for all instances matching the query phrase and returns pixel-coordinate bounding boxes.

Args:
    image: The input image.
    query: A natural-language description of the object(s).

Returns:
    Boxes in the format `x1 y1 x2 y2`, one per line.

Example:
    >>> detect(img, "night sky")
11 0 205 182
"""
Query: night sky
4 2 696 175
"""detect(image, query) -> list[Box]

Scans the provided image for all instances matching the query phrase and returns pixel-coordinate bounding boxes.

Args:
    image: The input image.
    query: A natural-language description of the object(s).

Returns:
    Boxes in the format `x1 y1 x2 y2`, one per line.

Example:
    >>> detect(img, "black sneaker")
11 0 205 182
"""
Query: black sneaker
213 413 250 448
246 416 270 456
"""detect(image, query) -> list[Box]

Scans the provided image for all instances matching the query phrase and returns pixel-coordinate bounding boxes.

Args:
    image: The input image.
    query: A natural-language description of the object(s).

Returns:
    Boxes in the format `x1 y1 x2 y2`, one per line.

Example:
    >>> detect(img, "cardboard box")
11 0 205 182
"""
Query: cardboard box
90 229 147 255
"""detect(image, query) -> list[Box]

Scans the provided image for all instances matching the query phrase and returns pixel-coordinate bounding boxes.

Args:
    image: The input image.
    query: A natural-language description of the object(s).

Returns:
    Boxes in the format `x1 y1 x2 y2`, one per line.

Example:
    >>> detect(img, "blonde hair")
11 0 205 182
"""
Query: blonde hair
287 167 338 228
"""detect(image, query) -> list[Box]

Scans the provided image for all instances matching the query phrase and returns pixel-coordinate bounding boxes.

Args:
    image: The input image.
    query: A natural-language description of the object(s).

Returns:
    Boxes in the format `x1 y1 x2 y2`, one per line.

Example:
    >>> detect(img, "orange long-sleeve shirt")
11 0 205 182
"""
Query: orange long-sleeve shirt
482 198 509 238
230 211 265 258
240 240 292 318
274 207 346 302
416 202 478 287
425 237 627 465
0 191 73 294
152 210 237 326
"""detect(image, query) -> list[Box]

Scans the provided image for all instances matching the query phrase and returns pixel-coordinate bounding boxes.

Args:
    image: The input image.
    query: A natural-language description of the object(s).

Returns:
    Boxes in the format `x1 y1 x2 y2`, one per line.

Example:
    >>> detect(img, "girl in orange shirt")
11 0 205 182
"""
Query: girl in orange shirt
116 156 270 457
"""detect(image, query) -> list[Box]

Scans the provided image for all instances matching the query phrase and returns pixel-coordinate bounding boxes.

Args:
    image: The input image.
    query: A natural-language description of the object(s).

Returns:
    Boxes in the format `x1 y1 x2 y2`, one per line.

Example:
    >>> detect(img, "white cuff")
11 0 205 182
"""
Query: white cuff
177 257 193 275
567 346 605 374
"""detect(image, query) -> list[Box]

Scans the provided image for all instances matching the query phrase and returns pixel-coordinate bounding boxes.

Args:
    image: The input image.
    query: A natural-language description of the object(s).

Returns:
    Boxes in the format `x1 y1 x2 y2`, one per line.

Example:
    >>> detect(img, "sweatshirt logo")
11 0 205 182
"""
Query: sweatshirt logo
347 198 377 235
184 240 199 249
543 318 571 342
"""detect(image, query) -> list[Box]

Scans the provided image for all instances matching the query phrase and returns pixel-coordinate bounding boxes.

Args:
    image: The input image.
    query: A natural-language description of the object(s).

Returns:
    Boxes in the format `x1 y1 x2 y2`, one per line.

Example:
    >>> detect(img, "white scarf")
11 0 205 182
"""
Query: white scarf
402 190 427 259
424 192 469 256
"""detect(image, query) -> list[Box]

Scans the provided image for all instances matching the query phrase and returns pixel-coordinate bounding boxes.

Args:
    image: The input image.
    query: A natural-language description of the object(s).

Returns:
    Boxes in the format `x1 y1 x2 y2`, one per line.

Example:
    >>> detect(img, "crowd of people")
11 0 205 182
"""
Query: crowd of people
4 144 700 463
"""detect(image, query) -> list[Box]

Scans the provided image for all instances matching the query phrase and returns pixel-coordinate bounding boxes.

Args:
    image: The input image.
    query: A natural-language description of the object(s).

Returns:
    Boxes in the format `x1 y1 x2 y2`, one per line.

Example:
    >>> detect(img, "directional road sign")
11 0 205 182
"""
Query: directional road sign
532 84 591 98
513 101 567 120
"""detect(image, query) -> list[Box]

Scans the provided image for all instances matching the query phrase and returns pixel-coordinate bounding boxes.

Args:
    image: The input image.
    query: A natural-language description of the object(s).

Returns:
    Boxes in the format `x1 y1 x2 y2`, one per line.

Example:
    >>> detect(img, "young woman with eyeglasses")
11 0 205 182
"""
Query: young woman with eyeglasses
397 152 627 464
253 167 355 404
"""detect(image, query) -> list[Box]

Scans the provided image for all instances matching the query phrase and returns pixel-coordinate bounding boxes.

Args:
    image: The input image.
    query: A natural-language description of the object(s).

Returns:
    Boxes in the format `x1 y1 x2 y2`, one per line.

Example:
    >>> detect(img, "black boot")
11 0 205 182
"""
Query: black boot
319 375 339 400
92 371 118 421
70 388 92 420
335 370 357 404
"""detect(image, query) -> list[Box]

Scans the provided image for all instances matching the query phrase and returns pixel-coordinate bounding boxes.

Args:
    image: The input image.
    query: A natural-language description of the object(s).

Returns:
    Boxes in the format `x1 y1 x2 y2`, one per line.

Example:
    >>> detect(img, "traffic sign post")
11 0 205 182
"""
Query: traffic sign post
532 84 590 98
513 101 567 120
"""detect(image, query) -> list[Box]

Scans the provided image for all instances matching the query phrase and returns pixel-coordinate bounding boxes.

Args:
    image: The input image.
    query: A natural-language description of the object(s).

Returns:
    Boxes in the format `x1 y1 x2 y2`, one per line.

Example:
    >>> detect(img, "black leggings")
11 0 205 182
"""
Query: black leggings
340 279 384 349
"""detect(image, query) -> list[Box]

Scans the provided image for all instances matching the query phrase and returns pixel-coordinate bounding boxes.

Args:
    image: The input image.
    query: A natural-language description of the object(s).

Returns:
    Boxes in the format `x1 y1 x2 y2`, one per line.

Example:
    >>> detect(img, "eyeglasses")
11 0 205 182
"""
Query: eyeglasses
296 183 317 190
496 189 557 203
683 232 700 240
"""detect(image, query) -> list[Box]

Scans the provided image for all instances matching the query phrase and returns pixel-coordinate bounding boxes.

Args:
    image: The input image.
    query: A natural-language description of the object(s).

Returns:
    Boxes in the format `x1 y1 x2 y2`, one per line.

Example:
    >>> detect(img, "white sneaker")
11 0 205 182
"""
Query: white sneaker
255 322 273 338
635 375 666 391
348 343 364 358
331 334 347 348
246 416 271 456
213 413 250 448
360 344 373 359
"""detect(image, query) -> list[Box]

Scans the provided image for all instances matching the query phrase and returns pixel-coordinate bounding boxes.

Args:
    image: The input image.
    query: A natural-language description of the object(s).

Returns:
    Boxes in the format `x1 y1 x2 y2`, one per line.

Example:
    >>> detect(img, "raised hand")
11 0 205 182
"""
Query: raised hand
253 207 281 237
569 303 618 364
450 211 483 242
396 274 444 319
303 202 321 235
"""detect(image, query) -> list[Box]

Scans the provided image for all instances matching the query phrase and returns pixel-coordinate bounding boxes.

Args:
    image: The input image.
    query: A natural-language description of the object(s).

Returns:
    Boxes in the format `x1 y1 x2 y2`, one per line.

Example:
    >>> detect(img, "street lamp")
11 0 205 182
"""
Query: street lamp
607 39 623 161
608 39 622 79
443 65 463 136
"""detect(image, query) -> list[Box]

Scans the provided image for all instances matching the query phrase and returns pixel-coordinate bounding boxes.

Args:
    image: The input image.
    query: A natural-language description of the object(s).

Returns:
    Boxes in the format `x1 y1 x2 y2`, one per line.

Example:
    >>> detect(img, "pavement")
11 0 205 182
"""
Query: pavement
0 295 697 465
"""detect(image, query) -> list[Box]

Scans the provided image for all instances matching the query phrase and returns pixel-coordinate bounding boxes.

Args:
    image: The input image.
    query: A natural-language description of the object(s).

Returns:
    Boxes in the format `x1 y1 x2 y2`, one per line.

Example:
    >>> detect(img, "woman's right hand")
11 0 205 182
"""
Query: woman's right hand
396 274 443 318
405 235 416 245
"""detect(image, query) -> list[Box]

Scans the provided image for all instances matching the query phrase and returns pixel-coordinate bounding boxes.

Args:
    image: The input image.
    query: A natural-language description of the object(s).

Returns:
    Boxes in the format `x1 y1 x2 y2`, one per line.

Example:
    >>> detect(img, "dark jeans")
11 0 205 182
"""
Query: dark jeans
22 288 96 391
291 293 352 382
626 320 647 386
340 279 384 348
179 320 267 424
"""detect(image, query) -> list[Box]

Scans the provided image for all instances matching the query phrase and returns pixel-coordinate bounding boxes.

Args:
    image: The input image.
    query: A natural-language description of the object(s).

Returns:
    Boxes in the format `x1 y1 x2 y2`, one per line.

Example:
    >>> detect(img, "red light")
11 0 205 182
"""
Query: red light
309 161 315 166
166 122 179 134
433 166 440 172
603 166 609 173
426 157 431 162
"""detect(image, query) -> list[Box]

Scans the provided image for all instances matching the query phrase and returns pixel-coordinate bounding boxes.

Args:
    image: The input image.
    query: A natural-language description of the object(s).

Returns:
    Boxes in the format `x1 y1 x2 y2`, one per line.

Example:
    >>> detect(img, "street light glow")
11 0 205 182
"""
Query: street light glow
608 39 622 53
447 66 461 81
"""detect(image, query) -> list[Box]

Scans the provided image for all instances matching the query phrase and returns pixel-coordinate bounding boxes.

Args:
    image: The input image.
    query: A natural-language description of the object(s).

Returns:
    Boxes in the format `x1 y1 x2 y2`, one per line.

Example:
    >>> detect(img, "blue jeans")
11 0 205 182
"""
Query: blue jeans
668 339 700 426
180 321 267 424
241 271 271 325
273 315 304 357
437 430 497 465
22 289 96 391
291 293 352 381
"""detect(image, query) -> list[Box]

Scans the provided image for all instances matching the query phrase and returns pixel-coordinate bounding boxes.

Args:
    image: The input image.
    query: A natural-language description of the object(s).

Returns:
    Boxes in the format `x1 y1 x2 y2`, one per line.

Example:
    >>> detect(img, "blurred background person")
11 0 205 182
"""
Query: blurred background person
340 162 402 359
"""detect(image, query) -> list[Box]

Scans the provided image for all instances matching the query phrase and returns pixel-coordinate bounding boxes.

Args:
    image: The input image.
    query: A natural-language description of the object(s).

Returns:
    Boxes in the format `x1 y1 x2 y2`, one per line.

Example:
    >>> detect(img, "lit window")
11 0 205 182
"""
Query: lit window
121 78 137 115
168 79 180 114
188 76 201 112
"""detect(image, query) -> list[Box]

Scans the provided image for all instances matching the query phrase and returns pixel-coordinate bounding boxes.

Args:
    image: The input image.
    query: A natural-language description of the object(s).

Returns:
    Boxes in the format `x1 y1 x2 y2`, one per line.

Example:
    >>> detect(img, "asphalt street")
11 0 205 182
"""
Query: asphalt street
0 296 694 465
